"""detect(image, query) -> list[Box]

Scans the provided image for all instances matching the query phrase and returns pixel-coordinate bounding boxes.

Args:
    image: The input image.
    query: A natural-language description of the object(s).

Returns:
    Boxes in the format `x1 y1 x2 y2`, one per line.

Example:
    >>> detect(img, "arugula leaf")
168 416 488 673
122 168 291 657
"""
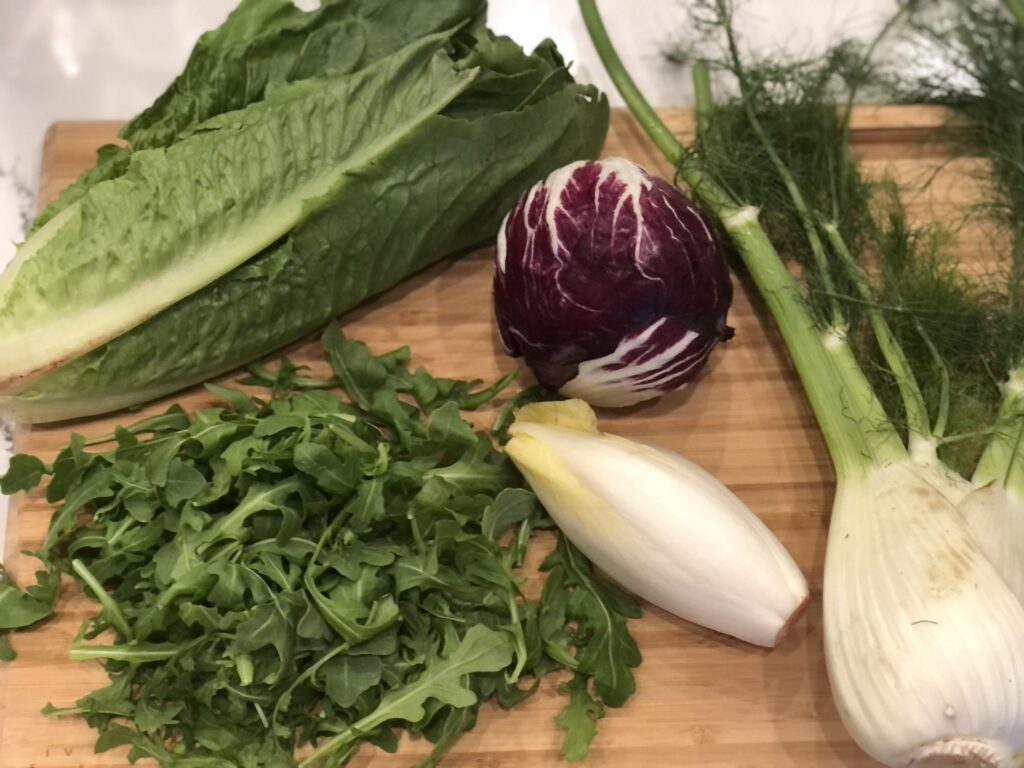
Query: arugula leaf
482 488 538 540
321 655 383 708
0 454 46 494
0 563 59 630
542 537 642 708
292 443 359 496
324 326 412 412
402 367 518 413
555 674 605 762
164 459 208 507
300 625 512 765
426 401 479 450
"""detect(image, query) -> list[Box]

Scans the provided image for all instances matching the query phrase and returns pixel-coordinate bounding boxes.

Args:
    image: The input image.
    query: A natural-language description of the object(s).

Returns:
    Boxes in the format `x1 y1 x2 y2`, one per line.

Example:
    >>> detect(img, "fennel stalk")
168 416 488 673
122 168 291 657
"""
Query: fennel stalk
907 0 1024 603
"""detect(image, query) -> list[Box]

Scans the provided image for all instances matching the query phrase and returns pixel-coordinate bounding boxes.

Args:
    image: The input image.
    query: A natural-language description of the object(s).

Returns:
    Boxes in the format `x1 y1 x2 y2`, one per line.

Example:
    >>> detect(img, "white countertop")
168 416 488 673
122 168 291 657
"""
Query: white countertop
0 0 896 553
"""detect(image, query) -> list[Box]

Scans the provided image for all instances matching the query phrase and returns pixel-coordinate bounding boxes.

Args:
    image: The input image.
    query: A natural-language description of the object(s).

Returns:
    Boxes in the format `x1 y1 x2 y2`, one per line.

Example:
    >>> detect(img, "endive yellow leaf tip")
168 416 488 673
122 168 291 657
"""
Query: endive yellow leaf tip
511 398 599 433
505 401 619 536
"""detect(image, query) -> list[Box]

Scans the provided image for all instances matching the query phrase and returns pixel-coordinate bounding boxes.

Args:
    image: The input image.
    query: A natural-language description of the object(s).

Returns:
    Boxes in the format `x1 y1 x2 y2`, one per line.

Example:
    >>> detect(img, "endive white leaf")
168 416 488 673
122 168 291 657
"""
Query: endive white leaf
505 399 808 648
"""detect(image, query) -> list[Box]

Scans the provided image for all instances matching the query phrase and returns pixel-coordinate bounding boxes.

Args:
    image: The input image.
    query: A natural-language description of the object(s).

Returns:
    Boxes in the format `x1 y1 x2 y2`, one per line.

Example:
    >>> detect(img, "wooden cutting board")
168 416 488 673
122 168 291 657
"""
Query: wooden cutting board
0 106 979 768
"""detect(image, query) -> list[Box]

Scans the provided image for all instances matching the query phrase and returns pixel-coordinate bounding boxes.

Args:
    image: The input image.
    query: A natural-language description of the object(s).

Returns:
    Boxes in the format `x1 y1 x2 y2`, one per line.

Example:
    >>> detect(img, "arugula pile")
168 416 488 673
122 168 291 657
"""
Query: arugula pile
0 327 640 766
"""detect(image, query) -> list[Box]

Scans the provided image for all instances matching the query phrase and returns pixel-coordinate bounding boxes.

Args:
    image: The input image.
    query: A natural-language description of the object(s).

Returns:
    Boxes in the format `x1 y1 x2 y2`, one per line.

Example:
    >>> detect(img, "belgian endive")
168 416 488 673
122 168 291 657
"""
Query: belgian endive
504 399 809 648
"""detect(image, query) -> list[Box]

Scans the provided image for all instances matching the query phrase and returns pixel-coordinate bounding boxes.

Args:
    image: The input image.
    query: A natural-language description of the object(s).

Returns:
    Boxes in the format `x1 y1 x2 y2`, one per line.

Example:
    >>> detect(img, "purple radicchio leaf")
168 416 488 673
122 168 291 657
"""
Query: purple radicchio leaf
493 157 734 407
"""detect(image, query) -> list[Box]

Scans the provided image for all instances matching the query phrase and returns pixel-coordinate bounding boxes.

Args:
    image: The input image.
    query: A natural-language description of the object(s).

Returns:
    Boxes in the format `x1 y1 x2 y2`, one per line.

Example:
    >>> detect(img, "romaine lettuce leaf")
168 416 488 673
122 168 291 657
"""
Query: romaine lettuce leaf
0 33 476 393
6 37 608 422
121 0 487 151
28 0 486 235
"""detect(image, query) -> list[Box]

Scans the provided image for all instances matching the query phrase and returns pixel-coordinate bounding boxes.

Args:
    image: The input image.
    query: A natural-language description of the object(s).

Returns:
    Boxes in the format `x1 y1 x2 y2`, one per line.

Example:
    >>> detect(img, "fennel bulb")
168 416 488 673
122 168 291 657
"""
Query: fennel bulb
959 370 1024 606
826 460 1024 767
505 399 809 648
958 484 1024 605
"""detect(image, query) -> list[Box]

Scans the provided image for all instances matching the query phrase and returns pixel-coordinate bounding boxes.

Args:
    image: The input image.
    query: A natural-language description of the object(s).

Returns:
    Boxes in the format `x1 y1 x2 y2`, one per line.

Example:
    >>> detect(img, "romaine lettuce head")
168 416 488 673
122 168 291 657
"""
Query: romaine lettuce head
0 2 608 422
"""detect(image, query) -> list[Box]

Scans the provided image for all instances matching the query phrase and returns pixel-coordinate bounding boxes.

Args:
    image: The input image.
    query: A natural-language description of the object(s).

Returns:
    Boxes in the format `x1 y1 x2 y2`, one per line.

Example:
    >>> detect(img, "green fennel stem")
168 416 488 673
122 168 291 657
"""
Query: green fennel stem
973 364 1024 493
577 0 731 210
578 0 904 478
836 4 909 199
692 60 715 142
1006 0 1024 28
912 313 951 439
821 221 932 445
713 0 843 329
1011 222 1024 313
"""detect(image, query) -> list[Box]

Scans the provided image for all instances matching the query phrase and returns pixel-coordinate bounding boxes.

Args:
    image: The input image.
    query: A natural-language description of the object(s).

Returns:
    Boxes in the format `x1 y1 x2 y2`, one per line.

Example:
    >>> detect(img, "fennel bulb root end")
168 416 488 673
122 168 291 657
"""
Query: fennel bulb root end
907 738 1006 768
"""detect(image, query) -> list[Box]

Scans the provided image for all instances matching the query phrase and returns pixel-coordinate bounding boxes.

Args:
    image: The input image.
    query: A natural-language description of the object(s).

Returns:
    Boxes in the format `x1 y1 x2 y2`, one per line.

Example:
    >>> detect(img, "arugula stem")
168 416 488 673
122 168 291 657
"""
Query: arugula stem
69 643 181 662
579 0 905 477
414 707 473 768
42 705 86 717
272 643 351 732
245 362 342 391
505 591 528 682
72 559 133 641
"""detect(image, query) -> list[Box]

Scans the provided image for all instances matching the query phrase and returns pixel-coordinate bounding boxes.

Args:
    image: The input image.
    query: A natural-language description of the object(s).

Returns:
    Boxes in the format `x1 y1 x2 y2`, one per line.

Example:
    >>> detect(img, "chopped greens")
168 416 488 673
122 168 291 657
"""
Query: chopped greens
0 326 640 766
554 674 605 763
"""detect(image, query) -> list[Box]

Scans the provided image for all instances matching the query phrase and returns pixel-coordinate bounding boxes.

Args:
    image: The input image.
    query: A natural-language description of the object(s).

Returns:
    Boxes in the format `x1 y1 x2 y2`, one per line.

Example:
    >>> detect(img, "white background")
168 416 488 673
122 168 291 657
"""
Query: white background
0 0 897 550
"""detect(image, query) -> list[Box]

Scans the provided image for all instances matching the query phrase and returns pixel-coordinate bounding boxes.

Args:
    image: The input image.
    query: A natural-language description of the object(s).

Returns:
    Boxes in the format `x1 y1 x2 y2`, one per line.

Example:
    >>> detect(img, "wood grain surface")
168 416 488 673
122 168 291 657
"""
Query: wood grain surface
0 106 980 767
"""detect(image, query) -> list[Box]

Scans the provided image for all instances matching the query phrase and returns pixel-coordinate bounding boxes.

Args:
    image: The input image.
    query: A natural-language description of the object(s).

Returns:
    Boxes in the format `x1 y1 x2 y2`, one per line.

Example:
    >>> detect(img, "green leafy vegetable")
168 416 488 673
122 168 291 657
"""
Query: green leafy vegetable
299 625 512 765
554 674 606 763
542 538 641 708
0 563 59 654
1 327 640 765
0 454 46 494
0 33 475 393
28 0 487 234
121 0 488 153
2 0 608 424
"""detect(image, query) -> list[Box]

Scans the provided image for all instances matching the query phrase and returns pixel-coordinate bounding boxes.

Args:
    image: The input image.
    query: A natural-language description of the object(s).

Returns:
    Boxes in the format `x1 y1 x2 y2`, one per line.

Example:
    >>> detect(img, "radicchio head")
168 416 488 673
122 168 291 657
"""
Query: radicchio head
493 157 734 407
